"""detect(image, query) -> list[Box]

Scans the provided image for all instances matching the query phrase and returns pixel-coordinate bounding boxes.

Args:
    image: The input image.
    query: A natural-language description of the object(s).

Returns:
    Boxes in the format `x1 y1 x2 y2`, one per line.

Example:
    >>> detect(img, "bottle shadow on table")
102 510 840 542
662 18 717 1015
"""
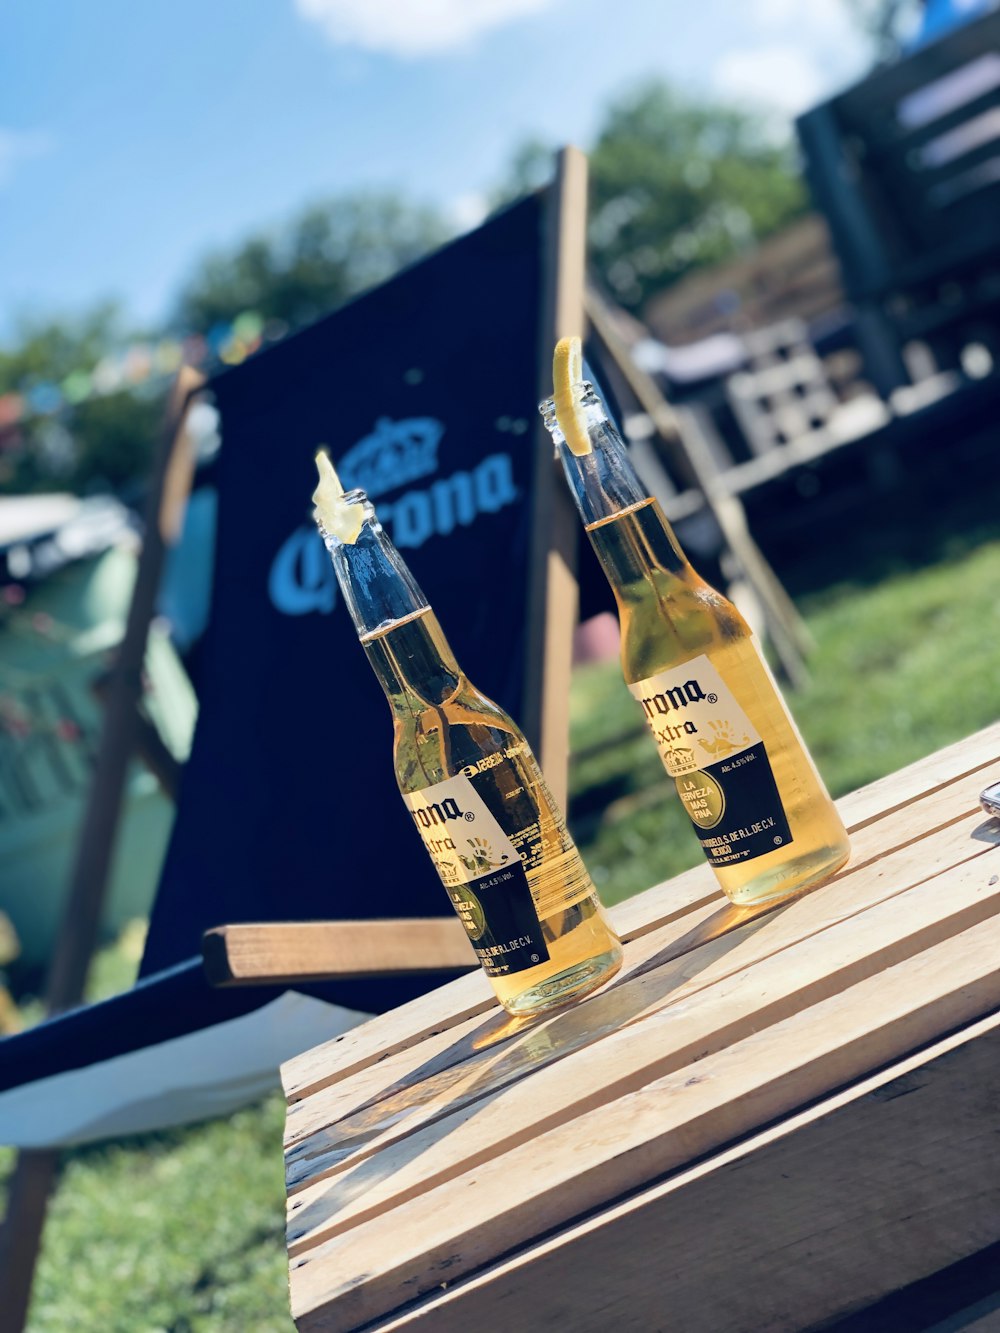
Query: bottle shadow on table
285 890 803 1256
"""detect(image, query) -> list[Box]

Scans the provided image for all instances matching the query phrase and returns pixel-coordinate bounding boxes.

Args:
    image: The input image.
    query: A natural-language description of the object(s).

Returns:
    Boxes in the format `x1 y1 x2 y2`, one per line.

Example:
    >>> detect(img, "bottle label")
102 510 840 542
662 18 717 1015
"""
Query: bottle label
402 772 550 976
628 655 793 867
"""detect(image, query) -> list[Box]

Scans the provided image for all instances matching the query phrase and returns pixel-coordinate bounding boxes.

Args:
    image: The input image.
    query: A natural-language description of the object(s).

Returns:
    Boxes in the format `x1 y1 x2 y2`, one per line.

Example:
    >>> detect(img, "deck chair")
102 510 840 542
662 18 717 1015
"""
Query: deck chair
0 191 581 1140
0 157 591 1330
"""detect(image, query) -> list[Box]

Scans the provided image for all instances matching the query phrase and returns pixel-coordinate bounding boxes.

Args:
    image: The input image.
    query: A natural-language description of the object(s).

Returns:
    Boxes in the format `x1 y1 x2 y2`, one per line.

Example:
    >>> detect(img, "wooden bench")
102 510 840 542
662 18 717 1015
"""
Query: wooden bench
279 722 1000 1331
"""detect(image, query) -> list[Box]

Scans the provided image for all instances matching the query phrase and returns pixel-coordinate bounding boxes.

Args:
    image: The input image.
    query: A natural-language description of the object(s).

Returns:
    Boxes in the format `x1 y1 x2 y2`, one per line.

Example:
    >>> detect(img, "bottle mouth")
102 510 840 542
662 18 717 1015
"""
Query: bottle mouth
314 486 378 549
538 381 603 446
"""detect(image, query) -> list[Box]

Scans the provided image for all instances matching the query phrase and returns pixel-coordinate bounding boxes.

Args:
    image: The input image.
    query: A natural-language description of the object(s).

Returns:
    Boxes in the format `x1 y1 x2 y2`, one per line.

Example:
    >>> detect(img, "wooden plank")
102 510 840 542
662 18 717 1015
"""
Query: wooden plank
284 816 998 1242
281 862 722 1108
371 1011 1000 1333
0 1152 60 1333
90 668 182 799
290 911 1000 1330
285 801 992 1180
202 919 477 987
521 144 589 808
283 885 753 1154
837 719 1000 831
281 968 495 1104
280 724 1000 1105
644 215 840 346
284 750 998 1150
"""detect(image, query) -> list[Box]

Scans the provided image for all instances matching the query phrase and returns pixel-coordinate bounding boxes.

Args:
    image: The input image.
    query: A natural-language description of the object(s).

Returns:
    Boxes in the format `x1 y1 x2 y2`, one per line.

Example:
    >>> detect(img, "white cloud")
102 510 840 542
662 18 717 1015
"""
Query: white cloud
738 0 869 101
712 46 828 116
294 0 558 57
0 128 54 188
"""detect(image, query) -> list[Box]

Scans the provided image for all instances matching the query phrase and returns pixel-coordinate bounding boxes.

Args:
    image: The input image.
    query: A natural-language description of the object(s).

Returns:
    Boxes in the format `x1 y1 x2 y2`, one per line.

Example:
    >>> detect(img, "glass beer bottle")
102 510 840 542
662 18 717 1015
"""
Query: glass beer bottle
312 452 622 1015
540 346 850 908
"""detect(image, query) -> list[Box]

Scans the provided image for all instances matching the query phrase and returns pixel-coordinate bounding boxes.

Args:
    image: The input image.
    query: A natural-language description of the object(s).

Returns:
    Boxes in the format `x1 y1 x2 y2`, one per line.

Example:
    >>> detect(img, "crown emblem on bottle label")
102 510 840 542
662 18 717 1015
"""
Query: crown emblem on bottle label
338 416 443 499
629 655 760 777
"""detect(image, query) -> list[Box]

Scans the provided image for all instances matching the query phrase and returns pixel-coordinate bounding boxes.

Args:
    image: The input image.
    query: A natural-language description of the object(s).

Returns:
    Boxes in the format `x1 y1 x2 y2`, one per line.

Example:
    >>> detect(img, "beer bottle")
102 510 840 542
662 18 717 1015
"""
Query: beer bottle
312 451 622 1016
540 340 850 908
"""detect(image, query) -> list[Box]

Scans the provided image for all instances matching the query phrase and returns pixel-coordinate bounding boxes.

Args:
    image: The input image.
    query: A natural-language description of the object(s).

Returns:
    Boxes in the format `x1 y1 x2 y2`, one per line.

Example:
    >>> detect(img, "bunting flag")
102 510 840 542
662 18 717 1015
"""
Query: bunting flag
0 312 282 428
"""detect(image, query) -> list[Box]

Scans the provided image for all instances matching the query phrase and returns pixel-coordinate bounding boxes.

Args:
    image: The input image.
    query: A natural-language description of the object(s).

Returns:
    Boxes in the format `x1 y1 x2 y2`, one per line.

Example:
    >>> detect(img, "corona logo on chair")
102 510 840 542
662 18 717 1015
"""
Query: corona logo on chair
339 416 442 496
268 414 519 617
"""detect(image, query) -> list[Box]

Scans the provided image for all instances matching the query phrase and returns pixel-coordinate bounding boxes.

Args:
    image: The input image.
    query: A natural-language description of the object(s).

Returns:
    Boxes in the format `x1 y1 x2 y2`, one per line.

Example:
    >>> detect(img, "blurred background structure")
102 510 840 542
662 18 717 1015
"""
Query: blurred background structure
2 0 1000 1327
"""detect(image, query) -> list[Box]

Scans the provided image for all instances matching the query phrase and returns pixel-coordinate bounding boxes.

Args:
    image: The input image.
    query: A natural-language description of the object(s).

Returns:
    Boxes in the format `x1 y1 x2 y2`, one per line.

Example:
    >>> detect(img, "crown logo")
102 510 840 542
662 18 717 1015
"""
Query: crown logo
338 416 443 500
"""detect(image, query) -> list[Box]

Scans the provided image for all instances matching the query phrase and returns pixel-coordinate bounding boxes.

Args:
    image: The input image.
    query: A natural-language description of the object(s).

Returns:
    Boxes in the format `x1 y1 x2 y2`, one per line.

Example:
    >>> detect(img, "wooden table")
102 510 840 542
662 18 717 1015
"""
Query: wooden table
281 723 1000 1332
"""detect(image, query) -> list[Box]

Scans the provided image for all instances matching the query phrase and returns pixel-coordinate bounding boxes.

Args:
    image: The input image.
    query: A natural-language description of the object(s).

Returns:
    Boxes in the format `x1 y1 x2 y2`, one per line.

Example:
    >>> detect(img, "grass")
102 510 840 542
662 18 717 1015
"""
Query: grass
3 530 1000 1330
0 1102 290 1333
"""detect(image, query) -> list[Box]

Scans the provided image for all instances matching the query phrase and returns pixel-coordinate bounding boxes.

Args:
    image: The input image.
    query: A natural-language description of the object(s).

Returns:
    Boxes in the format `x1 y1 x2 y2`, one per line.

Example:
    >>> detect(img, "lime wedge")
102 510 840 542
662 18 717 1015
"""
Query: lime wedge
312 449 364 545
552 336 592 457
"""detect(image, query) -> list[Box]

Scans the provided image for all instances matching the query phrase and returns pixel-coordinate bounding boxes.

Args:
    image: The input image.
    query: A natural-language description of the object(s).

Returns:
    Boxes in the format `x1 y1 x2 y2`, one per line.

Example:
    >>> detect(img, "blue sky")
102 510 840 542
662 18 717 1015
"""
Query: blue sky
0 0 869 339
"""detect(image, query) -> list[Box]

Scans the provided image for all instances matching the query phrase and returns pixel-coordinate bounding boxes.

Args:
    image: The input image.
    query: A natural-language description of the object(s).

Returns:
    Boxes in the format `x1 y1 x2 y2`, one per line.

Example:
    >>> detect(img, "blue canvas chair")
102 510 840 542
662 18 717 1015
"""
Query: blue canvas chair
0 176 597 1331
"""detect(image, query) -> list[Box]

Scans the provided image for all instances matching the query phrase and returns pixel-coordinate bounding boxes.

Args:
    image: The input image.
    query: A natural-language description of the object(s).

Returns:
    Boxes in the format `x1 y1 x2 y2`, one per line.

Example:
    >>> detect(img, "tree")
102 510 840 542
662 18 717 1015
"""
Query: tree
176 192 450 334
0 306 163 498
587 82 808 311
488 138 554 209
0 304 128 394
69 388 165 496
494 82 808 314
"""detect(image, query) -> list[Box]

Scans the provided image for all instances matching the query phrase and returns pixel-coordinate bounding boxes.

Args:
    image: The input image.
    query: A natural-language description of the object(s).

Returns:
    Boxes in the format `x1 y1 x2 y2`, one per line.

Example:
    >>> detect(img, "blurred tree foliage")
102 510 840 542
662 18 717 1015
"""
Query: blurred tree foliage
0 304 125 392
6 83 815 493
2 196 447 495
495 81 808 312
175 192 449 333
1 391 163 497
589 82 807 310
0 306 165 497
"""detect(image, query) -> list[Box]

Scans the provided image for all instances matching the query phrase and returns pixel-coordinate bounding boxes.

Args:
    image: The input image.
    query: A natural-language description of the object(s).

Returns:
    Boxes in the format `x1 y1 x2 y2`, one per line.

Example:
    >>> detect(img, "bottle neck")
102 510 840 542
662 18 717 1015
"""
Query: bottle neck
362 607 463 713
540 389 689 584
322 501 462 709
541 391 648 526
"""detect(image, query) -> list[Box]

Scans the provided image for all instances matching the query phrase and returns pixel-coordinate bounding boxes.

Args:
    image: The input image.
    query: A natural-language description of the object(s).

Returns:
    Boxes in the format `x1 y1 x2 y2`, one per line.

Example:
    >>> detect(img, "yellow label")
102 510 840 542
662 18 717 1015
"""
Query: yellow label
401 773 518 890
627 654 760 777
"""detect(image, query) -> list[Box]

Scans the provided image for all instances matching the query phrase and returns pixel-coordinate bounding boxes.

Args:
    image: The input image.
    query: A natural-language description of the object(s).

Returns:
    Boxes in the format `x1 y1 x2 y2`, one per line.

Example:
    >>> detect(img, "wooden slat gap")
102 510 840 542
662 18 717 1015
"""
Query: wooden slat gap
285 992 498 1107
844 757 1000 836
611 887 725 945
834 803 988 880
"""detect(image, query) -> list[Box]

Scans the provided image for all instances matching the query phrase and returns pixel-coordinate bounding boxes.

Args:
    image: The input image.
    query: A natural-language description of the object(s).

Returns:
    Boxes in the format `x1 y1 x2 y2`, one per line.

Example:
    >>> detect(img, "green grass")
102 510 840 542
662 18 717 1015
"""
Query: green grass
3 533 1000 1330
1 1101 291 1333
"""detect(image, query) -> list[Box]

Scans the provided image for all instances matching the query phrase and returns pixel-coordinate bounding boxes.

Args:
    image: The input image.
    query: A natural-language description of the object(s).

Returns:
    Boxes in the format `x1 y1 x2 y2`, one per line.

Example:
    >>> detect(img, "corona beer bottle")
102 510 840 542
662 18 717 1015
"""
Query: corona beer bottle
312 452 622 1015
540 340 850 908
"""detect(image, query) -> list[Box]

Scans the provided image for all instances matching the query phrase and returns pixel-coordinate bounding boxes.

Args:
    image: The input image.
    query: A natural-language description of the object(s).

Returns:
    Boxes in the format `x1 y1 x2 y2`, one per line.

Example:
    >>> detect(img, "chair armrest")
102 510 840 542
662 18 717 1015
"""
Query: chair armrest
201 919 477 988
